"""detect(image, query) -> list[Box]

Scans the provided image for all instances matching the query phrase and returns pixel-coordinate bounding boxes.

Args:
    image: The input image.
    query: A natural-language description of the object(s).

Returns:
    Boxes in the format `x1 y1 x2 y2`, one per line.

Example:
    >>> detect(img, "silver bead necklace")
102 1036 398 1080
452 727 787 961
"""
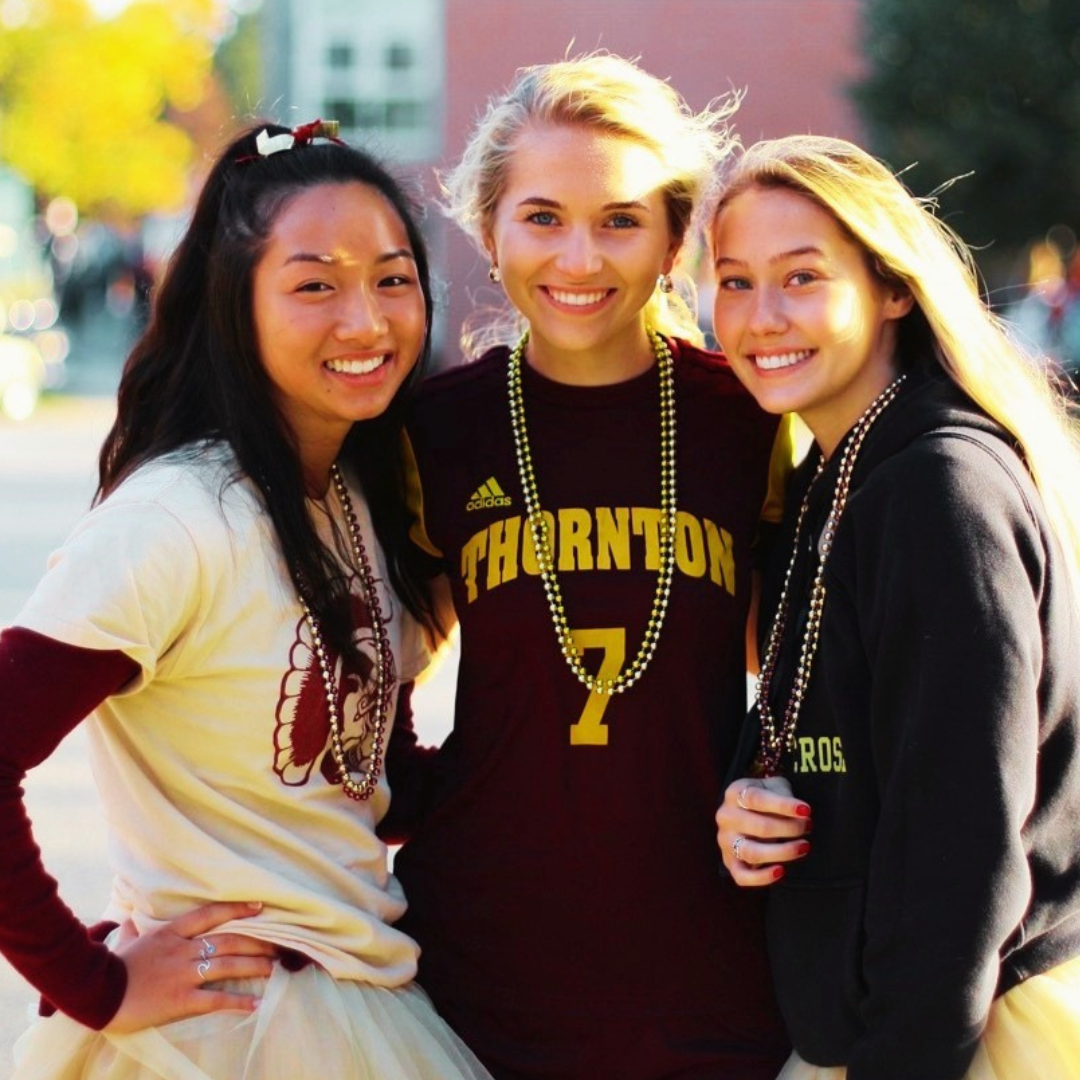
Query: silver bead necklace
755 374 906 776
298 463 392 801
507 326 678 696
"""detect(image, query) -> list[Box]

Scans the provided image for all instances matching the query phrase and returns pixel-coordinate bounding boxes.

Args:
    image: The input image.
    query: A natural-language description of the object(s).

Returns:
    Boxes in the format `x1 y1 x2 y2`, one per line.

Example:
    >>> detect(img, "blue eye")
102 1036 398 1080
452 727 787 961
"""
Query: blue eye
526 210 557 226
608 213 638 229
718 277 751 292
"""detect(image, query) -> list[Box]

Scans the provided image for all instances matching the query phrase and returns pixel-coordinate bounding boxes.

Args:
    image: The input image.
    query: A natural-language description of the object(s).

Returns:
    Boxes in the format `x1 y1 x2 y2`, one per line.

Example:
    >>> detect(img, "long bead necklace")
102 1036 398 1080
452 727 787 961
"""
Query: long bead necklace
507 326 677 696
754 374 907 776
297 463 392 801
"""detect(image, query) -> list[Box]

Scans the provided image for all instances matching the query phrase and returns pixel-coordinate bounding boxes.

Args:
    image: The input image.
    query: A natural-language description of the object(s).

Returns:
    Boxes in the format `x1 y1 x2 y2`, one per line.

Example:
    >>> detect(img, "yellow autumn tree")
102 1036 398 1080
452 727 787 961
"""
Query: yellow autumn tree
0 0 227 218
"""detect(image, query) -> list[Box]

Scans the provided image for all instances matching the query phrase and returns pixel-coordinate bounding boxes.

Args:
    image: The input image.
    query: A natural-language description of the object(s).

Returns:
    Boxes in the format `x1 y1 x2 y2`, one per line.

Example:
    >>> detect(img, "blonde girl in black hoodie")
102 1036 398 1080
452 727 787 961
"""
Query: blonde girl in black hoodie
711 135 1080 1080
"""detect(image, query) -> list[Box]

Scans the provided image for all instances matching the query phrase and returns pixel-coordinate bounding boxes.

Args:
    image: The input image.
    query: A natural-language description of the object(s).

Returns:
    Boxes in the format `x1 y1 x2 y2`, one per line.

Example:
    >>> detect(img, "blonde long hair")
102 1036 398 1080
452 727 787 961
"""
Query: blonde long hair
713 134 1080 607
444 52 739 354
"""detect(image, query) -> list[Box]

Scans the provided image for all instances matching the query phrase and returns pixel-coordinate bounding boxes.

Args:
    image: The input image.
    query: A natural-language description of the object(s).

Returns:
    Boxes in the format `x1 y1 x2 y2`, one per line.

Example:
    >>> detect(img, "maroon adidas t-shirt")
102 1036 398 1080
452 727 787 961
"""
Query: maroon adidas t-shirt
392 339 789 1079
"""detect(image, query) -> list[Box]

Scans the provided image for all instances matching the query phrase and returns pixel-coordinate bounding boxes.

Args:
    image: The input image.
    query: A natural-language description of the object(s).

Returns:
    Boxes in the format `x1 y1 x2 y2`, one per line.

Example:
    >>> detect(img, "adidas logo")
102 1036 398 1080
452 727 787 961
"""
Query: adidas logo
466 477 512 512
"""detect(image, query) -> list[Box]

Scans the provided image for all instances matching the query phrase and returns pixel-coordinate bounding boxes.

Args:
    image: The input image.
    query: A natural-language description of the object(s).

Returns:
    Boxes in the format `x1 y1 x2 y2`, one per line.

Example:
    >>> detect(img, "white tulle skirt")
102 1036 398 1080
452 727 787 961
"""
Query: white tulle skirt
11 962 493 1080
775 955 1080 1080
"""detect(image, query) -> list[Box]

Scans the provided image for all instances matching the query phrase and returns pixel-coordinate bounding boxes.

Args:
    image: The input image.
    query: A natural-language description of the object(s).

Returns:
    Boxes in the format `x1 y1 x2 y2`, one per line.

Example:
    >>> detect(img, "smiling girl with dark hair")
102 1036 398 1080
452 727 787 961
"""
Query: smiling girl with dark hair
0 120 490 1080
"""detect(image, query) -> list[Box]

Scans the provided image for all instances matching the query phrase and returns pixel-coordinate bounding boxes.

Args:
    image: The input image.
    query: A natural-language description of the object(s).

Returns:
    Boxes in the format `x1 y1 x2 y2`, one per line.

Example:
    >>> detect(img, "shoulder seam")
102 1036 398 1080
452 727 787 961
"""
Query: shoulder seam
914 427 1039 531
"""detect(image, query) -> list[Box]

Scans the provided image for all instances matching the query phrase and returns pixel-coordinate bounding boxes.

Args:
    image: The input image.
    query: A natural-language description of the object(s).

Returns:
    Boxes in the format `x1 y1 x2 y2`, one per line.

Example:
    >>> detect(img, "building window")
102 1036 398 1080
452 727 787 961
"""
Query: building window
327 43 354 69
326 99 429 135
386 43 413 70
324 99 358 128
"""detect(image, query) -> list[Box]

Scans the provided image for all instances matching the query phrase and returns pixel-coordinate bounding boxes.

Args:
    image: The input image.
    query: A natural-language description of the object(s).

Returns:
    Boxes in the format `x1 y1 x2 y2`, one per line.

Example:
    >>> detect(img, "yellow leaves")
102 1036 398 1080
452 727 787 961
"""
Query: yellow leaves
0 0 226 218
112 0 224 110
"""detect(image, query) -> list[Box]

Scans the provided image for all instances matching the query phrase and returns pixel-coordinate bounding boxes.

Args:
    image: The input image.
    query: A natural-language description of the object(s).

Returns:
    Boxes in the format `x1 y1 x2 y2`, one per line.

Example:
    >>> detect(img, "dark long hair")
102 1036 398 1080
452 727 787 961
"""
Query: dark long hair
98 122 440 661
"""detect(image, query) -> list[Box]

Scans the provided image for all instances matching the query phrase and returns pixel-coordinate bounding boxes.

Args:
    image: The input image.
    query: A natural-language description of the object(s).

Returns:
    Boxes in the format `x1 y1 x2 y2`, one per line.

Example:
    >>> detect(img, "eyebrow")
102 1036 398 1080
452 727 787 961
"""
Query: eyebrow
714 245 824 269
283 248 416 267
516 197 651 212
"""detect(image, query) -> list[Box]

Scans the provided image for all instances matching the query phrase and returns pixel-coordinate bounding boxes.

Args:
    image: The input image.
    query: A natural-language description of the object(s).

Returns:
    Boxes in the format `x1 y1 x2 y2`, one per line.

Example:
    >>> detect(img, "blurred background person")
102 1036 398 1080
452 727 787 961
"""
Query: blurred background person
1005 238 1080 397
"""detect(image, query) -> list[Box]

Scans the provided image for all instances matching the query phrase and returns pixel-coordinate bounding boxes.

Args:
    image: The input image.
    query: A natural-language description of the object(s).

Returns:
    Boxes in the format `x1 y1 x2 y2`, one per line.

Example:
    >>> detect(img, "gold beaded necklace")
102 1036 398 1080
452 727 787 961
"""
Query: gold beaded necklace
754 374 906 776
297 463 392 801
507 326 677 696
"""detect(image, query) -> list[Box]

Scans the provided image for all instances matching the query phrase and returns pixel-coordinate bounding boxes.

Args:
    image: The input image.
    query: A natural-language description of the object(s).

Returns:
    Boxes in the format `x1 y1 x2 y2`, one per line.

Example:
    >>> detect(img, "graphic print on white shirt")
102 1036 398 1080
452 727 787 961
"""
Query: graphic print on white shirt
274 578 398 789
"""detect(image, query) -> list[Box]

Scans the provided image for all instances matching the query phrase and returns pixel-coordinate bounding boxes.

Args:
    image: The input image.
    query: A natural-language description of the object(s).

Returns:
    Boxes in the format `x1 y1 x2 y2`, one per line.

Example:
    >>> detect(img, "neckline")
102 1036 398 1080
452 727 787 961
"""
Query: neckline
511 339 675 409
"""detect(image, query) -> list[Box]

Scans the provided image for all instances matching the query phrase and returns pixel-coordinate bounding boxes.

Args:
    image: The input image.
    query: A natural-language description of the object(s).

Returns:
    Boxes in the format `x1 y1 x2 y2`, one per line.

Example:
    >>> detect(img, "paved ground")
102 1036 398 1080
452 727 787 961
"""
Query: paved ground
0 311 457 1075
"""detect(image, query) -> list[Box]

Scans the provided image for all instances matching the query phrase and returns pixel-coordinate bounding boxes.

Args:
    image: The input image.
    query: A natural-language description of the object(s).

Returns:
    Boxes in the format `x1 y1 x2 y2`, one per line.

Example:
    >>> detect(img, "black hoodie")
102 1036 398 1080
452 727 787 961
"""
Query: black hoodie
755 365 1080 1079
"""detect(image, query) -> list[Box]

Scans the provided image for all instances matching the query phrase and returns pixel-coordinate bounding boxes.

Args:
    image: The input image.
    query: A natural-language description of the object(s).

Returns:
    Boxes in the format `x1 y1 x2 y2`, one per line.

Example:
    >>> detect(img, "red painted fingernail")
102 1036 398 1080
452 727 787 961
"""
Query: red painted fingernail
796 842 811 857
772 865 785 881
795 804 812 818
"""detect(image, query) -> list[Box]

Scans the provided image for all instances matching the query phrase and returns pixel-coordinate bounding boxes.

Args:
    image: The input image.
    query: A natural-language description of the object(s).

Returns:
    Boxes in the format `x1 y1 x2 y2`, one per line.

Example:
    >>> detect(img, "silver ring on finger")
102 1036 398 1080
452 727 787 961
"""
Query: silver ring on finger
198 938 216 961
197 958 212 981
732 835 748 862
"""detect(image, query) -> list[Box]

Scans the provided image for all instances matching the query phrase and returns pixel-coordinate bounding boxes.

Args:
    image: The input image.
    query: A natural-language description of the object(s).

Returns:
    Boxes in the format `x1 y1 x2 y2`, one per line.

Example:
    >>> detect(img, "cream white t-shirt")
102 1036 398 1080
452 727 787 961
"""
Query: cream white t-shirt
15 442 430 986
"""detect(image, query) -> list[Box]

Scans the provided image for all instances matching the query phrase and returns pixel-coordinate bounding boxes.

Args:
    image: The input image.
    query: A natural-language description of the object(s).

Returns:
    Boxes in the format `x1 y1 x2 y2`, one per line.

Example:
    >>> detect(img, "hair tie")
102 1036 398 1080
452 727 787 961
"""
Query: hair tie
237 119 344 164
289 119 342 147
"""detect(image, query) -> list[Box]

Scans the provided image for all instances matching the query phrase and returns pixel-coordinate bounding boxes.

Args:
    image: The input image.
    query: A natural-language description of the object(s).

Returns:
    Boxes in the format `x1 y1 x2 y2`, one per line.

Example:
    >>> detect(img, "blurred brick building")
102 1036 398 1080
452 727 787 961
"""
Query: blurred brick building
261 0 864 364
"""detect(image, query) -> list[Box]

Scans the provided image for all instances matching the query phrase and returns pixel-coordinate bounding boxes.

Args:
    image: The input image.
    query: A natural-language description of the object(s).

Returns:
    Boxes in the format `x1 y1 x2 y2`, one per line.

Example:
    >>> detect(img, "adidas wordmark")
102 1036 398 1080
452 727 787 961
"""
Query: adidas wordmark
466 477 512 511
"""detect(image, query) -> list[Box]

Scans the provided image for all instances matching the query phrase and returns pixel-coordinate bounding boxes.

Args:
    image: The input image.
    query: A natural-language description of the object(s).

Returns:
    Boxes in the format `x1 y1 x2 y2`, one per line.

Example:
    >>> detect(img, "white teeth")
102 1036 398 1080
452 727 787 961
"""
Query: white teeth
549 289 608 307
754 350 812 371
326 355 388 375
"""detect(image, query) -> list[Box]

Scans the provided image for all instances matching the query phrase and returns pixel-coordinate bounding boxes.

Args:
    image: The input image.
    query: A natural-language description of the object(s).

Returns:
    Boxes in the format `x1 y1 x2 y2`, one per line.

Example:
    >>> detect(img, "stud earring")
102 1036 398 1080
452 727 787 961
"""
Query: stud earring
657 273 674 294
489 264 501 283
